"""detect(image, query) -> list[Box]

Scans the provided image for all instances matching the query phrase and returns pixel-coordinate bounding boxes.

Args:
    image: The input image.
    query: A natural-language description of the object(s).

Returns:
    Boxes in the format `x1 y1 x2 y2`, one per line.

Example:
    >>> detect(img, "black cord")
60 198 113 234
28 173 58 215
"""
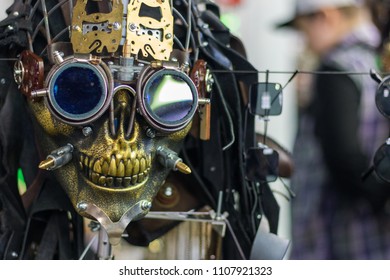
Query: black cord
181 142 217 208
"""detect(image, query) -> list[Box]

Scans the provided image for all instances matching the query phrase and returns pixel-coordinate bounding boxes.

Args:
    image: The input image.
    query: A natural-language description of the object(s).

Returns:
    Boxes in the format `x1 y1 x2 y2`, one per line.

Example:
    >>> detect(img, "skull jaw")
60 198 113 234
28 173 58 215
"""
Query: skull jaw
54 162 170 223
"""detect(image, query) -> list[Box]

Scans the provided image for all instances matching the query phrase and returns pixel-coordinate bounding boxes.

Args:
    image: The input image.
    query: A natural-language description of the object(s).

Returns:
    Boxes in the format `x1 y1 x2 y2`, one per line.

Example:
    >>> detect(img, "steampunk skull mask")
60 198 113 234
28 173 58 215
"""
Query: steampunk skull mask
14 0 199 244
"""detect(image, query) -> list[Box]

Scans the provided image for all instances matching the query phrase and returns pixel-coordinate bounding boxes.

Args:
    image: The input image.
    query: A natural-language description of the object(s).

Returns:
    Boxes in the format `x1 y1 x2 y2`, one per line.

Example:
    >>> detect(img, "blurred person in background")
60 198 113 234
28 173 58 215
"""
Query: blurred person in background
280 0 390 259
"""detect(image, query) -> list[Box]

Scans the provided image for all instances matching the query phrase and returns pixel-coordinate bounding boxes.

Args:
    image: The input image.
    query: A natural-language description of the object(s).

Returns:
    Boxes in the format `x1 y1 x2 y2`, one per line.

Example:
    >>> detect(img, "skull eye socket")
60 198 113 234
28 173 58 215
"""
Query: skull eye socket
141 69 198 132
46 61 111 125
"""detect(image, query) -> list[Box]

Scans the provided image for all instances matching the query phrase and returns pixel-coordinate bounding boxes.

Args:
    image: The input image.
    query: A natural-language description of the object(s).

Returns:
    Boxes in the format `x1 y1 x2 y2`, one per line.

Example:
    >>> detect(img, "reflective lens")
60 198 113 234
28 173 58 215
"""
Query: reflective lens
49 62 107 121
374 143 390 183
376 83 390 118
143 70 197 127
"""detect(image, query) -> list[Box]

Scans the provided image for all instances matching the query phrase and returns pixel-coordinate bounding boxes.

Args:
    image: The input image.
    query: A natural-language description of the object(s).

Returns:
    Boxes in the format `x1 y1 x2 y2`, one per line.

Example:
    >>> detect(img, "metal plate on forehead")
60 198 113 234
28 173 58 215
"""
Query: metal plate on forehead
71 0 123 54
125 0 174 61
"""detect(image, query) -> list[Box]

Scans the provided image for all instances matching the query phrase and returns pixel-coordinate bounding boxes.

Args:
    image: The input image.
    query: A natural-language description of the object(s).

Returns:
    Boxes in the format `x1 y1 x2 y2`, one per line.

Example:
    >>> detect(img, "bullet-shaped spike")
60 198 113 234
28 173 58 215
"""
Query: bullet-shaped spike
175 161 191 174
39 157 55 170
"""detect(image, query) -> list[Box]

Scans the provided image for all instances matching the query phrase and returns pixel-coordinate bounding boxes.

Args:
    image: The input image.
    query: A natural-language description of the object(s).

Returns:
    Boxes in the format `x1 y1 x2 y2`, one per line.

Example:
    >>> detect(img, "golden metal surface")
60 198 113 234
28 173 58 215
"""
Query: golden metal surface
28 86 192 222
124 0 173 60
39 158 55 170
71 0 123 54
175 161 191 174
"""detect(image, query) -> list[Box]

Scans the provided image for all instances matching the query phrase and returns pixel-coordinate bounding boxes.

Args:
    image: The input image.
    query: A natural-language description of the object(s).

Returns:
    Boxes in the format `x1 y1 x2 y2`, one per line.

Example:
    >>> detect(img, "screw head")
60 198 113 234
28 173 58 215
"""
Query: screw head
77 202 88 211
141 201 152 211
82 126 93 137
128 23 137 31
113 22 121 30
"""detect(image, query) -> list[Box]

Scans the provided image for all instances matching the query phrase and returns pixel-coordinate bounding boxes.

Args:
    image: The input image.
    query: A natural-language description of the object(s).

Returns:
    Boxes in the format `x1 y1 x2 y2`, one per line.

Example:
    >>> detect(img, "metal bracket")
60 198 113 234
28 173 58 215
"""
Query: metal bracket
145 210 228 237
77 200 152 245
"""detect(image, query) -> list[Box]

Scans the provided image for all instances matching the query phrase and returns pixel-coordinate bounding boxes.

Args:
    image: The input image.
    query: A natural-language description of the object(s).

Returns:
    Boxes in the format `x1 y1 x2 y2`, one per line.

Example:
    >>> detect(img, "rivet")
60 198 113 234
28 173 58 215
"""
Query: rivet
77 202 88 211
82 126 93 137
146 128 156 138
128 23 137 31
141 200 152 211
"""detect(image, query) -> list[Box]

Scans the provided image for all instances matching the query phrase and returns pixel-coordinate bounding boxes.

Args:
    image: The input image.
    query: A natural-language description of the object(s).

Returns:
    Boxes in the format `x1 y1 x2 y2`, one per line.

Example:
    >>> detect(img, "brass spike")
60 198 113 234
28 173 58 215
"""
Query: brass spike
39 158 55 170
176 162 192 174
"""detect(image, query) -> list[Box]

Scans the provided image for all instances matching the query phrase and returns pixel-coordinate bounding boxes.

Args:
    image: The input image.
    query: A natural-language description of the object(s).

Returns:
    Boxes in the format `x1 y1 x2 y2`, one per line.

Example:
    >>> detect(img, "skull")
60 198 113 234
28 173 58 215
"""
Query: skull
26 60 195 244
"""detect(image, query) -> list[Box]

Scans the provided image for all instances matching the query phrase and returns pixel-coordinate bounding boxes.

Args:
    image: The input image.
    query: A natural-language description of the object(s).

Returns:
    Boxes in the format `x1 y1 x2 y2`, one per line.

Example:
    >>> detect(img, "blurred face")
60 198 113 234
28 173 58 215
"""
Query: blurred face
295 11 339 55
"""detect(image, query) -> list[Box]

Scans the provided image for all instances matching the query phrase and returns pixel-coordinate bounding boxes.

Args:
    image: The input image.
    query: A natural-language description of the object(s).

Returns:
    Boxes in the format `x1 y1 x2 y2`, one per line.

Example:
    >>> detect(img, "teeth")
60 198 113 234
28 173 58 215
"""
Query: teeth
92 172 99 184
125 159 132 176
106 176 114 187
140 158 146 173
79 152 151 189
123 177 131 187
118 161 125 177
98 176 106 186
133 159 140 175
94 161 102 174
102 161 109 175
131 175 138 185
109 157 117 176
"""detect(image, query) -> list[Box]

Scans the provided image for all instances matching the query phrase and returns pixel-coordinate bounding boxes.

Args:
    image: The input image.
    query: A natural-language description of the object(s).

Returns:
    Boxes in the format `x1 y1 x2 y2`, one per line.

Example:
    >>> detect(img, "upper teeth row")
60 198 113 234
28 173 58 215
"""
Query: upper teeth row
79 153 151 178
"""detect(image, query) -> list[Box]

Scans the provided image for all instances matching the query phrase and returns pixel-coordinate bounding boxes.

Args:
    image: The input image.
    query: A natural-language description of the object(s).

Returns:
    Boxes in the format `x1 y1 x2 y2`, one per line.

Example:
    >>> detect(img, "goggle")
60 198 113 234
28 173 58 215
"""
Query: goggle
373 141 390 183
27 53 199 134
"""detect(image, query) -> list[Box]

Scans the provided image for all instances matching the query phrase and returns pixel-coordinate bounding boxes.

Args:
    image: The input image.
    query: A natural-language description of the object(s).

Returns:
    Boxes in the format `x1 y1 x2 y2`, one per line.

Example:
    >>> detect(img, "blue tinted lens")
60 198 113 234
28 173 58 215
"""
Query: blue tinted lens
144 73 195 125
50 63 106 120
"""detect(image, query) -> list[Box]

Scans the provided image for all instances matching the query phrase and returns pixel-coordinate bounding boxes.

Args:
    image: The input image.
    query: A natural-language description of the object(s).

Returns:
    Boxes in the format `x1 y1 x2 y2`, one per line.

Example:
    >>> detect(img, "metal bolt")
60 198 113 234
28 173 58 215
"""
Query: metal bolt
72 25 81 32
88 221 101 232
0 78 5 85
141 200 152 211
77 202 88 211
202 24 209 29
11 251 18 258
128 23 137 31
146 128 156 138
13 11 19 17
6 25 14 31
165 33 172 40
113 22 121 30
202 41 209 47
386 138 390 145
82 126 93 137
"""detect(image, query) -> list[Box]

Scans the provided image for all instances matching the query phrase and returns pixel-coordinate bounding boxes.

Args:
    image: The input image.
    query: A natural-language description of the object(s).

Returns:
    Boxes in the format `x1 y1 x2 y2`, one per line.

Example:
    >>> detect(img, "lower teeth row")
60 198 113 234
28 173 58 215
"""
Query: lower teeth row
84 168 150 188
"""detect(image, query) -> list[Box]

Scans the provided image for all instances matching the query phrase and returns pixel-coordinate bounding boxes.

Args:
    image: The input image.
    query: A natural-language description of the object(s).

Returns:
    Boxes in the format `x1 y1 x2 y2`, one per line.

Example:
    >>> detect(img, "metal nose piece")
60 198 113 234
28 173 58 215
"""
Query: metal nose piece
109 86 137 139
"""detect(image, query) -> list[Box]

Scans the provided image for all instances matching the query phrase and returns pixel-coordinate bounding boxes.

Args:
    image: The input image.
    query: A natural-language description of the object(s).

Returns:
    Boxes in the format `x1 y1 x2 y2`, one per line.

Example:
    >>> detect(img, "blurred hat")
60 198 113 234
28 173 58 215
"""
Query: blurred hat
277 0 363 28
